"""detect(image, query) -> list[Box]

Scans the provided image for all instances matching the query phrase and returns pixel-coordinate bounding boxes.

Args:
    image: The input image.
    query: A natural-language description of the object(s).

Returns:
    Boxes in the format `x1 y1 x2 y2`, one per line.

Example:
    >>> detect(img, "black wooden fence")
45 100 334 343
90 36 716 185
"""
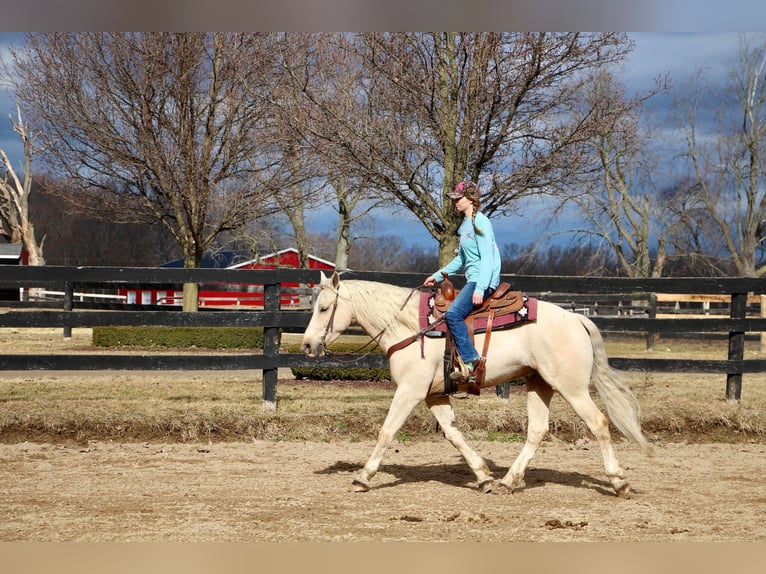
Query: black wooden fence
2 266 766 404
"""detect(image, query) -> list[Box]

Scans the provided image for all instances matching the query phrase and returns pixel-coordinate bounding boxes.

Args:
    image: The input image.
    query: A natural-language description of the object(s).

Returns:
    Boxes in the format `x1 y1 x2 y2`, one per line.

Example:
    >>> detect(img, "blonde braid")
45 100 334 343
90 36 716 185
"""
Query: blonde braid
470 199 484 236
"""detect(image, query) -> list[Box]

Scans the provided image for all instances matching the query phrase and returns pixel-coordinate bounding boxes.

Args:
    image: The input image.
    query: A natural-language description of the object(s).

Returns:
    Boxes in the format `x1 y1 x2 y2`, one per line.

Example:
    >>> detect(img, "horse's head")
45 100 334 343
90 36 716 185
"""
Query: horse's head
301 271 354 357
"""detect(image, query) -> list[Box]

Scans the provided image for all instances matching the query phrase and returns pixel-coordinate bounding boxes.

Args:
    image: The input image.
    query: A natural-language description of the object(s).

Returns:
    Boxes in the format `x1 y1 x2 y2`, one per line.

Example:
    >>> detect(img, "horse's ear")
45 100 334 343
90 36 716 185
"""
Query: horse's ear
319 272 332 287
331 271 340 288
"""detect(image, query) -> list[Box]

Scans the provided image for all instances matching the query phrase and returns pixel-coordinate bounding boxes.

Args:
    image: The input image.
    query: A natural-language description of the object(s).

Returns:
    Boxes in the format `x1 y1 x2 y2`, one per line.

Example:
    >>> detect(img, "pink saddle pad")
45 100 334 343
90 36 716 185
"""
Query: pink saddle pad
419 291 537 335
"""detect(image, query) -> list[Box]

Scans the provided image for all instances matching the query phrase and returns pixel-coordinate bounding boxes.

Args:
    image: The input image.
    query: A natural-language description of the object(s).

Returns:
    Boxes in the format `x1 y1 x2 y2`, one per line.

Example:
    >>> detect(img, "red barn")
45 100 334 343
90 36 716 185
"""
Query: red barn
121 248 335 308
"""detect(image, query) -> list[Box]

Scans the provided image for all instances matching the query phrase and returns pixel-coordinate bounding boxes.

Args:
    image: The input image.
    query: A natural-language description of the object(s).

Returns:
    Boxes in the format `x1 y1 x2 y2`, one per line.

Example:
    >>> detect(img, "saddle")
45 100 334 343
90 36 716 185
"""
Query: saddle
432 274 524 321
436 274 523 396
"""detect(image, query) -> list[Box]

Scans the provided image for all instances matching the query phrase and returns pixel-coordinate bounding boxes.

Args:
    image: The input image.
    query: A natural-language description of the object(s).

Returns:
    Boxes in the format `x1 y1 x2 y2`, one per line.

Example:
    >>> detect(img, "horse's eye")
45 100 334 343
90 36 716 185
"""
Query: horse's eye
319 306 329 313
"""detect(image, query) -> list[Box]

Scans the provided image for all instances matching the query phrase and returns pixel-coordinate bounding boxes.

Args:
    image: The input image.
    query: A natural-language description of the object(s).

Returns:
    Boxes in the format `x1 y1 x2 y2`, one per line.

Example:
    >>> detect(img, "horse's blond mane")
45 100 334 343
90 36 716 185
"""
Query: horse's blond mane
340 280 421 341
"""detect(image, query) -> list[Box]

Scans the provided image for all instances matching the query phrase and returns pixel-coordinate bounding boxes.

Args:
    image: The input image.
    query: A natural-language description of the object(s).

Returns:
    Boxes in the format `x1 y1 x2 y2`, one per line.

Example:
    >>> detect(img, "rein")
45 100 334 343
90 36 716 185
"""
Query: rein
399 283 424 310
322 329 387 364
386 316 445 359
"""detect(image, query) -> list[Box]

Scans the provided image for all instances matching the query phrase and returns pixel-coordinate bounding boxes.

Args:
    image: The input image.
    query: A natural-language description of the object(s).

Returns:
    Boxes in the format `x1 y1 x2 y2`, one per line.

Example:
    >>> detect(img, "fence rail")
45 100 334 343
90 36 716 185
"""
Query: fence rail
2 266 765 404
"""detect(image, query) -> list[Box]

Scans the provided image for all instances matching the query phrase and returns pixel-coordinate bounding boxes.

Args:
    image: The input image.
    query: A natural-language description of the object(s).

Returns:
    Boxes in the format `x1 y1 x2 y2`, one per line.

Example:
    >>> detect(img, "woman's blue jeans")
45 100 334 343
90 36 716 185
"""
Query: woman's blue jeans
444 282 495 365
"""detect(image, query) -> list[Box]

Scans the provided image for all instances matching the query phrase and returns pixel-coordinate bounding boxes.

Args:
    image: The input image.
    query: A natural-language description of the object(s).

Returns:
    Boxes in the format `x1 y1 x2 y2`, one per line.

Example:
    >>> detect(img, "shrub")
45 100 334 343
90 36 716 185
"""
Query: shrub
285 342 390 381
92 326 265 349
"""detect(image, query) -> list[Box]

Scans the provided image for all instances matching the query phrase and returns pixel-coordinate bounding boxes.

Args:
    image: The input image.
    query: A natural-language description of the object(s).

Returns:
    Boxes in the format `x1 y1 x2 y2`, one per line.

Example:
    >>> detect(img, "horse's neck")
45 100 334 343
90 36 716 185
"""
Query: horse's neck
344 281 419 347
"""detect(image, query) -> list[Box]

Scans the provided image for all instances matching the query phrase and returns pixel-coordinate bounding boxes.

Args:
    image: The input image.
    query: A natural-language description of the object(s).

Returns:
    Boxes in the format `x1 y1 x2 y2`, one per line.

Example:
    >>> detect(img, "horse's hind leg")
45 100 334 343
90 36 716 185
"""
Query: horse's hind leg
424 395 494 492
352 385 423 492
498 375 553 493
556 385 631 497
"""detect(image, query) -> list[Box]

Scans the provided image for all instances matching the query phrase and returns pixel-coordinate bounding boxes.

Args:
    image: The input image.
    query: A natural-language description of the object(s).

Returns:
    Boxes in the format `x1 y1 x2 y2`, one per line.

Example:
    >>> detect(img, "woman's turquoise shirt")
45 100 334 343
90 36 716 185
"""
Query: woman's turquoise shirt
431 211 501 296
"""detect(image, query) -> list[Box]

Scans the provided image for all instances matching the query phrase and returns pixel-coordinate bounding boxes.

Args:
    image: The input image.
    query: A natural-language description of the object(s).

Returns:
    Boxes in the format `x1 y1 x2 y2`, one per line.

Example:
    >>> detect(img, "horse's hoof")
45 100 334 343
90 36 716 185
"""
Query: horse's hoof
478 479 494 494
352 479 370 492
497 477 524 493
496 483 514 495
616 483 632 499
611 477 632 498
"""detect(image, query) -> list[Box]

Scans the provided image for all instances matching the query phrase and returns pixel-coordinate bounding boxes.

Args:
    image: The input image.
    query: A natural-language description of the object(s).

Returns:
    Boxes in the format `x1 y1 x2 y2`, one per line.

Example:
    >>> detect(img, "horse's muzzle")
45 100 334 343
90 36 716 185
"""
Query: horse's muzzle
301 342 324 358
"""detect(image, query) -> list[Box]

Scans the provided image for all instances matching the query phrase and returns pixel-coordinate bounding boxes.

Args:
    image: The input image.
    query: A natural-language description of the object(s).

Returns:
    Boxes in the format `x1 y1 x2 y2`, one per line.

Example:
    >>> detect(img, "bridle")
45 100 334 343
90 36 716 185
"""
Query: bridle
316 286 386 362
314 282 423 362
317 286 341 356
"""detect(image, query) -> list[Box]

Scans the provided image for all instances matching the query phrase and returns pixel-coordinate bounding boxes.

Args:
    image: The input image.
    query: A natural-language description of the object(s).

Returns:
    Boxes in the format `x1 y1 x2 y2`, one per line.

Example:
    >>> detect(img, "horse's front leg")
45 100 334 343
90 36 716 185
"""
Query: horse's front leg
424 395 494 492
353 385 424 492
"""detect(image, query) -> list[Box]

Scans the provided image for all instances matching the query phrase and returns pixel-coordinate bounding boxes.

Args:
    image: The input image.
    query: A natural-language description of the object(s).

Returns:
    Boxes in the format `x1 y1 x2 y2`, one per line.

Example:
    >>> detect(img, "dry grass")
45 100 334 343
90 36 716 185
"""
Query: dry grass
0 328 764 444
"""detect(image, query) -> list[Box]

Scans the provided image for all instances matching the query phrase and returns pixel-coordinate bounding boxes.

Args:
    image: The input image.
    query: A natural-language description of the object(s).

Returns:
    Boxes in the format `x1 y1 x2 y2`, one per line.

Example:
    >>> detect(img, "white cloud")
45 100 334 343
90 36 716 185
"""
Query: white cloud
624 33 743 93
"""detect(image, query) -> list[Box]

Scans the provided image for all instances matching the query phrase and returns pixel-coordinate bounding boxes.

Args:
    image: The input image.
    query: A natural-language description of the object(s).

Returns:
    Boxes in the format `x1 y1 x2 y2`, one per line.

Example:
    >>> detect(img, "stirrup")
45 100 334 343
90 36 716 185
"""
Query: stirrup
448 368 480 396
448 368 475 384
456 381 481 396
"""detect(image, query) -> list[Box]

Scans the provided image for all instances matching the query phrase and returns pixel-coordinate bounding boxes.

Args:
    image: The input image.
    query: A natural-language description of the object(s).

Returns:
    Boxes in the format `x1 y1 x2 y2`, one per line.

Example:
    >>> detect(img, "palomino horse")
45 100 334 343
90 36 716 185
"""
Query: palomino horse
301 272 652 496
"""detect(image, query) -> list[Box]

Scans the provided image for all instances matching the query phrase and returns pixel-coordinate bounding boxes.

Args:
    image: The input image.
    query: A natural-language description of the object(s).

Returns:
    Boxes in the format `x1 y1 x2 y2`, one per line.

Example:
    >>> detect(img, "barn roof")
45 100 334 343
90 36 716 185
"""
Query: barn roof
0 243 24 260
159 249 253 269
159 247 335 269
229 247 335 270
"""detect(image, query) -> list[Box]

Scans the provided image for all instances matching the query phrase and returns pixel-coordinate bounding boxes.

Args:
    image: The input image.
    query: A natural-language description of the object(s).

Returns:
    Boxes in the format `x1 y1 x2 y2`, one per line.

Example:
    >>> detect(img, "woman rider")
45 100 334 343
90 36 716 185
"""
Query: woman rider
423 180 501 383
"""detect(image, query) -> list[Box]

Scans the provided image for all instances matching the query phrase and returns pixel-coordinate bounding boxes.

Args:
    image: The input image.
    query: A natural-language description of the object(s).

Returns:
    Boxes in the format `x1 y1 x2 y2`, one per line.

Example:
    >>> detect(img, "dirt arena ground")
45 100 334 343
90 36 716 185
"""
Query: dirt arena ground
1 438 763 542
1 329 764 544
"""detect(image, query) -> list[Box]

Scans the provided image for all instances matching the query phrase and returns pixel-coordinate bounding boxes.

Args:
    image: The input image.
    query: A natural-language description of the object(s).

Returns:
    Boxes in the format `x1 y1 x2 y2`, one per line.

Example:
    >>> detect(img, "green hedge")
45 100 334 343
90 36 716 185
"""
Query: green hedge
92 328 389 381
286 342 390 381
92 326 265 349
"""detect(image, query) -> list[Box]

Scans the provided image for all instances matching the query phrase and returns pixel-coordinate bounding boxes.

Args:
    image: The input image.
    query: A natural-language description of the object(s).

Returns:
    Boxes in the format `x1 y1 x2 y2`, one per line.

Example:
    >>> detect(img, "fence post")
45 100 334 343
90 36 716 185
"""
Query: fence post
63 282 73 338
262 282 281 409
726 292 747 403
761 294 765 354
646 292 656 351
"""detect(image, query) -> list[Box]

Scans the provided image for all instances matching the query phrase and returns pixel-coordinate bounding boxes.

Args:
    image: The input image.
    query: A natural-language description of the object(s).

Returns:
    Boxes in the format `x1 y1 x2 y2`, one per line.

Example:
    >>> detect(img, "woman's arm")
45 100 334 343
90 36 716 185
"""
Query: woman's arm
431 251 464 283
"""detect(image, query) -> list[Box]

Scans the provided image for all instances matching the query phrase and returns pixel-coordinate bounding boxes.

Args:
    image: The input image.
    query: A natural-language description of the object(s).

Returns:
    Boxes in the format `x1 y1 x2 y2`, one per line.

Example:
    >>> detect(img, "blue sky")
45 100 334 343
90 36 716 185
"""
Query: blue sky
0 32 754 251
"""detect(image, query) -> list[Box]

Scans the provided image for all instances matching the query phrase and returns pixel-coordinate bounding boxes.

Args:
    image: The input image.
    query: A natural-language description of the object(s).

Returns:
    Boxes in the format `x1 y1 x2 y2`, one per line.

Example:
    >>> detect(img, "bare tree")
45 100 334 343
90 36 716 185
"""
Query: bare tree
678 34 766 277
31 177 178 266
272 140 317 268
282 33 633 265
657 176 734 276
557 70 669 277
0 107 45 265
268 33 391 270
8 33 284 309
325 174 393 271
502 241 616 276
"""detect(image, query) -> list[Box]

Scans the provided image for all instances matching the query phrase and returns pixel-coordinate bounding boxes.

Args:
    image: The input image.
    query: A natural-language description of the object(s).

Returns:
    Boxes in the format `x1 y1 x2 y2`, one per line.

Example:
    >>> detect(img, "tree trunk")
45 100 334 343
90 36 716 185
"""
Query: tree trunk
182 282 199 312
20 215 45 266
335 197 351 270
0 109 45 267
182 251 200 312
286 204 309 268
651 238 666 278
438 229 459 268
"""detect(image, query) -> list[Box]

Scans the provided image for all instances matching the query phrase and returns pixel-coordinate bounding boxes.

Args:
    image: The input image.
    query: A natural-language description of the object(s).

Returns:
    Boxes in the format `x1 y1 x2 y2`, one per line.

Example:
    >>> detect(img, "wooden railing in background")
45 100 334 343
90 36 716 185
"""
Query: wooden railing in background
2 266 766 405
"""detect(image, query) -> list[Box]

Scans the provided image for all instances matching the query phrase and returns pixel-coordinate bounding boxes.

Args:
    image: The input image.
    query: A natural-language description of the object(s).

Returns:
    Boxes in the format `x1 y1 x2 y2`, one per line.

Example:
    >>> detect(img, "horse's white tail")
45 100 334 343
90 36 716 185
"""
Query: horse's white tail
577 314 654 455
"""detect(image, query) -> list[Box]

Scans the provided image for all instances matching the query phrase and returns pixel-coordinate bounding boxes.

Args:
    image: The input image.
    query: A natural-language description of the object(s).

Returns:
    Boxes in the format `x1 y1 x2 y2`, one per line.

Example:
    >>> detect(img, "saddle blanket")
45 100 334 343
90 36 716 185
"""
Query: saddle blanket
419 291 538 336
